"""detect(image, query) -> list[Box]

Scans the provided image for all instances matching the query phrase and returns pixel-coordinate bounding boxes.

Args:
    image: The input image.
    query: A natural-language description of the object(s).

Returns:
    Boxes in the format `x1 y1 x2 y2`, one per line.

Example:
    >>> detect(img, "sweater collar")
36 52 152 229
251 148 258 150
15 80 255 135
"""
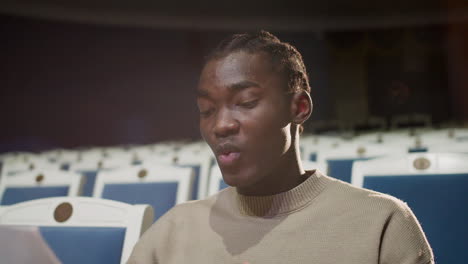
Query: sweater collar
233 170 329 217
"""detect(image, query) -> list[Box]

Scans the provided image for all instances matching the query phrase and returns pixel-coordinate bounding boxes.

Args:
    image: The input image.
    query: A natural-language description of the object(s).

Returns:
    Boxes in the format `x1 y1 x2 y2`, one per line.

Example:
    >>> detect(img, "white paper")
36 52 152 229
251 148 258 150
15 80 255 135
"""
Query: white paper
0 225 61 264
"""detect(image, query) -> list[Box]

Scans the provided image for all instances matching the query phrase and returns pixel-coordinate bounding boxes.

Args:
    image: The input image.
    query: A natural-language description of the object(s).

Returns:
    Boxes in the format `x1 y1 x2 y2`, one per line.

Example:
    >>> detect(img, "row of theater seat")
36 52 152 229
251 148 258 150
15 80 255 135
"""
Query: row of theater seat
0 197 153 264
0 164 195 221
0 127 467 263
0 141 208 263
1 127 467 194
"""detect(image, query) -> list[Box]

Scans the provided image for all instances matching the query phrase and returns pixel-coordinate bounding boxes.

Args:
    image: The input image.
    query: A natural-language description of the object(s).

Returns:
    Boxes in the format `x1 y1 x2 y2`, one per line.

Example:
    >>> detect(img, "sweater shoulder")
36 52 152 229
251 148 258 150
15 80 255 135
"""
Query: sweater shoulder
128 189 228 256
322 175 412 214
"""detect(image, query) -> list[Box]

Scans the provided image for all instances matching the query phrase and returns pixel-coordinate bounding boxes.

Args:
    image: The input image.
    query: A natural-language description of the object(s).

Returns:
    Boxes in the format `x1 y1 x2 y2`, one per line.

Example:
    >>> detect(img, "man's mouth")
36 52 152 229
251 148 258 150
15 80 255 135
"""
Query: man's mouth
218 152 241 164
216 143 241 166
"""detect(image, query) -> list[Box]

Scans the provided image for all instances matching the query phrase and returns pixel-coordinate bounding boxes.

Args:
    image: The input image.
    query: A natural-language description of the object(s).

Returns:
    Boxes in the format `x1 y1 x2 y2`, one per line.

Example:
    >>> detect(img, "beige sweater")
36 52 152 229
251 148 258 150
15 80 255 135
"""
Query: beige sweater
127 170 434 264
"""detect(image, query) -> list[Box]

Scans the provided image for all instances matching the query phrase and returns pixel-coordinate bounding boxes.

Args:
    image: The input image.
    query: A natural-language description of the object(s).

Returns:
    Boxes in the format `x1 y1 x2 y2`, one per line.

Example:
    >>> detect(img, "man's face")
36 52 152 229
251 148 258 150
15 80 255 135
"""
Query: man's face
197 51 293 192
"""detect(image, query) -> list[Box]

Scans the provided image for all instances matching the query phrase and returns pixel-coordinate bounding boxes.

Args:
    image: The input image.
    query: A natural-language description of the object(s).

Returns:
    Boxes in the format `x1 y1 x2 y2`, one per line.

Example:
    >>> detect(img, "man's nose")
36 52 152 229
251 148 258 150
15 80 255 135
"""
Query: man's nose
213 108 239 138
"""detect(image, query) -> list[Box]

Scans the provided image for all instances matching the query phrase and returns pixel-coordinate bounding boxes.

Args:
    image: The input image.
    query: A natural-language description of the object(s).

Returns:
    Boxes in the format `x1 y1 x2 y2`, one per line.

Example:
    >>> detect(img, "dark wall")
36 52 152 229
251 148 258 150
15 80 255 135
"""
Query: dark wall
0 15 202 151
0 15 332 152
1 14 465 153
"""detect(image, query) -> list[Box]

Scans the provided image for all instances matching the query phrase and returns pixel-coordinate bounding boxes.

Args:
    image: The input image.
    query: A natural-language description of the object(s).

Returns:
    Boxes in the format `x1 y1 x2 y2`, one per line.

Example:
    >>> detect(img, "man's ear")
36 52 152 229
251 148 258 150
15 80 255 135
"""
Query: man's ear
290 91 312 124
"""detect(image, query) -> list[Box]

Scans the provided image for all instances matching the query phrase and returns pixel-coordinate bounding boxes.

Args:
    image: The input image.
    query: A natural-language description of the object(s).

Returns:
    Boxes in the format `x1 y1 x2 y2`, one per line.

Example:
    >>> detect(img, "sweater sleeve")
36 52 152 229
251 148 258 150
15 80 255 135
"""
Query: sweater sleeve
379 200 434 264
126 210 175 264
126 221 161 264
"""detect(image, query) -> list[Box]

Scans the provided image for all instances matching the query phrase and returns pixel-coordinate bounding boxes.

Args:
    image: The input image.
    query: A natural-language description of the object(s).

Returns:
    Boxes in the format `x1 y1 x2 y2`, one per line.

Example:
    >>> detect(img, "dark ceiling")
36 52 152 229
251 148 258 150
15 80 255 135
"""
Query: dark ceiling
1 0 467 31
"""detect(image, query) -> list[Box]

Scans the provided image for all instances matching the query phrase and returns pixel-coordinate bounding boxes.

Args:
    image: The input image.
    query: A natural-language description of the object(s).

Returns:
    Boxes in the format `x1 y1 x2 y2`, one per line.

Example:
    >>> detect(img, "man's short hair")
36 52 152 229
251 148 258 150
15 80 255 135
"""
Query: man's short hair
205 30 311 94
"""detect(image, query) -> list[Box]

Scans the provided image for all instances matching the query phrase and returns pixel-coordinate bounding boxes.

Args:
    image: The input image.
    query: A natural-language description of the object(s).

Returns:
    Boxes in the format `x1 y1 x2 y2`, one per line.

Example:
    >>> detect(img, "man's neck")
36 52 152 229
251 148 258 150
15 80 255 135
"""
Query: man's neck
236 143 307 196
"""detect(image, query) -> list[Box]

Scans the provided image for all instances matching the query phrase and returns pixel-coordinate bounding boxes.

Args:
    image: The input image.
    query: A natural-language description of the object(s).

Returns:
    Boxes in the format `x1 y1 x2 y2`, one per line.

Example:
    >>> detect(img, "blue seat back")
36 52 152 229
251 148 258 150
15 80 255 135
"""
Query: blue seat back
132 160 142 165
327 157 371 183
40 226 125 264
219 179 229 191
363 173 468 264
309 153 317 162
1 186 69 205
60 163 70 171
102 182 178 221
78 170 99 197
408 147 428 153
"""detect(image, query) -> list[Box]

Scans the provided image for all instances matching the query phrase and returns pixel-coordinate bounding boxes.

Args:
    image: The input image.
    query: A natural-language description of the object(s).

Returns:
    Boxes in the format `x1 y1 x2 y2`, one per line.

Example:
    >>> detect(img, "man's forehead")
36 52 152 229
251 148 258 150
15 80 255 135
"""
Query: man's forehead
199 52 274 88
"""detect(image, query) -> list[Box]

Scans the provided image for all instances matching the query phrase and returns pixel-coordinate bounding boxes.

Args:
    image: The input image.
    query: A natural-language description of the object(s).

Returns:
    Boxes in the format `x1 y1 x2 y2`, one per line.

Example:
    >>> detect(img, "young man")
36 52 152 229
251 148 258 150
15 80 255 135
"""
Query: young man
127 31 434 264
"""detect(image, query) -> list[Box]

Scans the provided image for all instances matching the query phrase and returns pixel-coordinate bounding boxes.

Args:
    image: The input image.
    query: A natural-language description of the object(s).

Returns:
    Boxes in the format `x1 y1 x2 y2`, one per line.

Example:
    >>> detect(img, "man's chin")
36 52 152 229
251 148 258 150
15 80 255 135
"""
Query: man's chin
221 171 257 190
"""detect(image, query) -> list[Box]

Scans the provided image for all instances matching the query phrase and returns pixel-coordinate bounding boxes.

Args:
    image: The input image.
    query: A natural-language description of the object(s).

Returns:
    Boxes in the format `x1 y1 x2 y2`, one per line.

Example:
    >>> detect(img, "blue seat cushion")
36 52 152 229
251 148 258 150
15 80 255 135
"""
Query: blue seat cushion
40 226 125 264
102 182 178 221
363 173 468 264
1 186 69 205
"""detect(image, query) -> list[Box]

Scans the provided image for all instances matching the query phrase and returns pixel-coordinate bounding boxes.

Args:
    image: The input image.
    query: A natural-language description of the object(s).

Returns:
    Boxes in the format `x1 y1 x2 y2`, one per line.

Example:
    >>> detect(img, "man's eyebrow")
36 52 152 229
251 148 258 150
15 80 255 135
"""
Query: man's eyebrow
197 80 260 98
228 80 260 92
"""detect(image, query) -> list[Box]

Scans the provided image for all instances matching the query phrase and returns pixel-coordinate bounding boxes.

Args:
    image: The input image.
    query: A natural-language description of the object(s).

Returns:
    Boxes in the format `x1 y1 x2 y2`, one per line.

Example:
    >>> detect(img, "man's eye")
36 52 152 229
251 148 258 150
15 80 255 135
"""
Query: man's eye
238 100 258 109
199 108 214 117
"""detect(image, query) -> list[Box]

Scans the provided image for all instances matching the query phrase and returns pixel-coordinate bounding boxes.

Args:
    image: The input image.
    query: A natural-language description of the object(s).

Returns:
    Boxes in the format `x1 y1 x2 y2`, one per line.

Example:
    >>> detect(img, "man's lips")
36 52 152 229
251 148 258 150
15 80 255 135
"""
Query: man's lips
218 152 241 164
215 143 241 166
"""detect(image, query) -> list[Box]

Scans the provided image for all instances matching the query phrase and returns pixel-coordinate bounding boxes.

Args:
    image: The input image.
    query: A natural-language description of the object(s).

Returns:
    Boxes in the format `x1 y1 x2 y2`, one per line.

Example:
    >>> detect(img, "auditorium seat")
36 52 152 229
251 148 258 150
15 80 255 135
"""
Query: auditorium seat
45 150 81 171
149 142 181 157
318 142 406 183
0 197 153 264
40 149 76 164
428 141 468 154
0 170 84 205
1 156 61 177
351 153 468 264
68 158 129 197
140 152 177 166
173 146 214 200
390 113 432 130
93 164 193 221
353 132 385 145
421 128 468 143
208 165 228 196
407 135 429 153
123 146 156 165
357 129 428 153
300 135 344 162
